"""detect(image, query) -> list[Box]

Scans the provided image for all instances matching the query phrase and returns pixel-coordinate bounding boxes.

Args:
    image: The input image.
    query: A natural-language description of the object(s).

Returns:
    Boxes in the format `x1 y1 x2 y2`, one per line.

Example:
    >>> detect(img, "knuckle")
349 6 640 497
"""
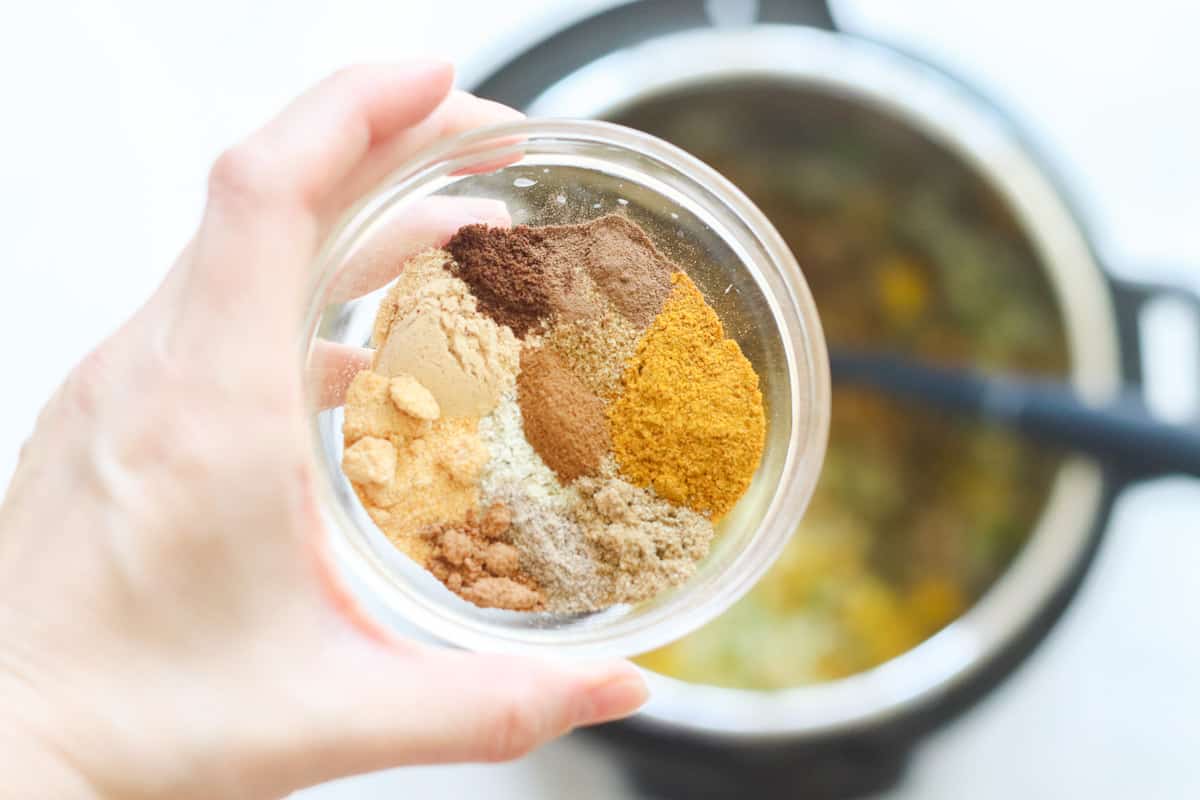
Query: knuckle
482 697 545 763
208 142 282 207
157 417 211 479
112 391 181 471
16 436 32 464
329 64 367 86
63 345 112 417
107 369 208 479
323 63 383 97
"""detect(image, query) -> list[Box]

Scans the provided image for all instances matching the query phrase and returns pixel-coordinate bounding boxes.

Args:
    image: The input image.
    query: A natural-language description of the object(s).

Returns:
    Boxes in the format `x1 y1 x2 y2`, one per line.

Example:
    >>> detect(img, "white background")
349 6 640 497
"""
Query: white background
1 1 1197 797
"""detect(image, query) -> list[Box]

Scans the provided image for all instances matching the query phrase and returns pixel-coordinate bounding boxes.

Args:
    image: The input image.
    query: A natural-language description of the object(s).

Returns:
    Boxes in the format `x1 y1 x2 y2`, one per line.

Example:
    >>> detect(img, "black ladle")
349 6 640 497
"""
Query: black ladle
829 350 1200 481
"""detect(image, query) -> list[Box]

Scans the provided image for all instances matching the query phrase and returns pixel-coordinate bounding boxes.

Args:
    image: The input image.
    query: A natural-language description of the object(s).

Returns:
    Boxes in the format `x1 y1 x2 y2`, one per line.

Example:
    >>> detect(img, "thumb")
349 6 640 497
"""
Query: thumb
378 647 649 764
278 639 648 790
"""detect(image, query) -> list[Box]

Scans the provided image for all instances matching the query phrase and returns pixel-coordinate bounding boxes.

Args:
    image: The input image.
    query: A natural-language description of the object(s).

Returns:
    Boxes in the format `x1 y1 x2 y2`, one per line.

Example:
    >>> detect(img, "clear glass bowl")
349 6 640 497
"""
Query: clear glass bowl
304 120 829 659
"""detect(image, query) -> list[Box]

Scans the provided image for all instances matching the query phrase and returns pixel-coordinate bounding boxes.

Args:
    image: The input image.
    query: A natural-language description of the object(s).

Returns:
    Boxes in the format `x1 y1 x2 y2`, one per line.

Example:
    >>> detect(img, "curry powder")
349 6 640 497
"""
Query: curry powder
608 272 766 520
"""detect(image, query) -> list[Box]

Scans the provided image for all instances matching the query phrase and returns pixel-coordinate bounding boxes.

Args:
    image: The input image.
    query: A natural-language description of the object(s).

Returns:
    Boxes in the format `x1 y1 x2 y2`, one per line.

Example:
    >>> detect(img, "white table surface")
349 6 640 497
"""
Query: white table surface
2 1 1197 797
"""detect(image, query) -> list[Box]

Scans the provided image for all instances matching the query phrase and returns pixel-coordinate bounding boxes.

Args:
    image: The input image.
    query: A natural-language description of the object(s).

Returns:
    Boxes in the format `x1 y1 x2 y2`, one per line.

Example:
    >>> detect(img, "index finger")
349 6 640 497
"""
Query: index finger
172 62 457 346
213 62 457 214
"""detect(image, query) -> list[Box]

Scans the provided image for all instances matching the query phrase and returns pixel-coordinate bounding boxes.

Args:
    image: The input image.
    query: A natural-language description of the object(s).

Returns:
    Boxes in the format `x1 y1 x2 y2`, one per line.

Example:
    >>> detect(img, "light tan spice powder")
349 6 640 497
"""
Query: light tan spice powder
372 249 519 418
571 457 714 608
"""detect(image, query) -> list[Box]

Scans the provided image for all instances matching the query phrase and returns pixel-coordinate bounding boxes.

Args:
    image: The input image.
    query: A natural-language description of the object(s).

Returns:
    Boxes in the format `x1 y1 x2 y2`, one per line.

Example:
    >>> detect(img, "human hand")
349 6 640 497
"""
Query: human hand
0 62 647 800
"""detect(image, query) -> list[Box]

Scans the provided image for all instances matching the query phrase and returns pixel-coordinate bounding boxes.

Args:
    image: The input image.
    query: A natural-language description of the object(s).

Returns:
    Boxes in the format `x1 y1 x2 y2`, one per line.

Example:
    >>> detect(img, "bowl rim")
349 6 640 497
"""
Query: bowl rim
304 117 831 660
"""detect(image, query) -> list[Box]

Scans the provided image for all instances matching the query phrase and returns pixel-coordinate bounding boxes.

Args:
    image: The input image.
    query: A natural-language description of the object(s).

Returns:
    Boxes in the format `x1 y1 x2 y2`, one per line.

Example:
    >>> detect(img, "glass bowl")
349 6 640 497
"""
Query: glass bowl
304 119 829 659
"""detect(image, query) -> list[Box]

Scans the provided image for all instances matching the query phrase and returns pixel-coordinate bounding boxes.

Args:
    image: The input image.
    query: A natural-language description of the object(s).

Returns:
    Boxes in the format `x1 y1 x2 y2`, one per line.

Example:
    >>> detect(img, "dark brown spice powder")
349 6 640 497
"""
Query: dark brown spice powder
446 224 559 337
446 215 675 336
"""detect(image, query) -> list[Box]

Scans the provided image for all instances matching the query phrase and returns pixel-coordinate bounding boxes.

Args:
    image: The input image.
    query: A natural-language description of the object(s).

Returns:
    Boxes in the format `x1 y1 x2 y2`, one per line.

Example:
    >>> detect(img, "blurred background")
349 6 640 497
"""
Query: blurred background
2 1 1198 797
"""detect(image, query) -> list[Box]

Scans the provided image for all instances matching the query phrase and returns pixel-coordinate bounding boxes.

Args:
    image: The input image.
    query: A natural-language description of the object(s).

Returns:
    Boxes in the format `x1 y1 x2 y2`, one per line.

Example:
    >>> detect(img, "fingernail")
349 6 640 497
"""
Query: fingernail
575 668 649 726
462 198 511 227
404 58 455 78
422 196 510 229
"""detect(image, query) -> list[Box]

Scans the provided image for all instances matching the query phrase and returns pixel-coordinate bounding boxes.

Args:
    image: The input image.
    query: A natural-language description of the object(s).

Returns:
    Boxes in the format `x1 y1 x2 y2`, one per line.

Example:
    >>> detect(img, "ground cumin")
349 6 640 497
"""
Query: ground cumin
608 272 766 520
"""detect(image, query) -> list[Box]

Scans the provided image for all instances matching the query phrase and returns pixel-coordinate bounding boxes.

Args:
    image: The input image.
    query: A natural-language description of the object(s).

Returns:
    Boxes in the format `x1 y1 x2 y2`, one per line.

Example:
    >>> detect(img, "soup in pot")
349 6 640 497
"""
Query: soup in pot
613 85 1070 688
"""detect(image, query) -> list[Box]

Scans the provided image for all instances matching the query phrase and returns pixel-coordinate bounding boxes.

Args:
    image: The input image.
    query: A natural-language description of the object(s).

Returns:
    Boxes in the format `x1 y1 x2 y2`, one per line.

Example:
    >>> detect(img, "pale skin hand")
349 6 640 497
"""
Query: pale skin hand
0 62 647 800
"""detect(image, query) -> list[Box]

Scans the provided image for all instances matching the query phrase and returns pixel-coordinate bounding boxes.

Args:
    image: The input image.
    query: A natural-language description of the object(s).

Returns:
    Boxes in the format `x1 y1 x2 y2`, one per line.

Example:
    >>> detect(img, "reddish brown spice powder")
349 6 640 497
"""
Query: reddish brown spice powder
516 346 611 482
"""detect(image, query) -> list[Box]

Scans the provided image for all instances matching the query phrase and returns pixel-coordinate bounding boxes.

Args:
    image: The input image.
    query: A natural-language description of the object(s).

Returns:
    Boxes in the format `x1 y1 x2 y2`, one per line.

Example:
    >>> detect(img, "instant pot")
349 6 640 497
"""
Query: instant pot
467 2 1200 796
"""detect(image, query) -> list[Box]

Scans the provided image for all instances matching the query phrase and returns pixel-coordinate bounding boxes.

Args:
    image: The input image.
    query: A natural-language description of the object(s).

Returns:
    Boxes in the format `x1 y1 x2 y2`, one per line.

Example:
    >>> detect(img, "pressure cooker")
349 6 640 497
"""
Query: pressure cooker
465 1 1200 796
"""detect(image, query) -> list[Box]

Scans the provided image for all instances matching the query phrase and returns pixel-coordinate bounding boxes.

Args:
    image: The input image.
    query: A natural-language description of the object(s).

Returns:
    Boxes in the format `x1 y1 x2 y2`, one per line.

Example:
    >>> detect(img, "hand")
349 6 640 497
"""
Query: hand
0 62 647 800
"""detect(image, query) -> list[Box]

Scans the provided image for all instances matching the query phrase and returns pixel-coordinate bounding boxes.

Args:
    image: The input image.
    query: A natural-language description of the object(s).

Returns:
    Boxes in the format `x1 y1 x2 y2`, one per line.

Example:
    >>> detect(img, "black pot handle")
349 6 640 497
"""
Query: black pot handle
1110 277 1200 399
1108 277 1200 481
470 0 836 108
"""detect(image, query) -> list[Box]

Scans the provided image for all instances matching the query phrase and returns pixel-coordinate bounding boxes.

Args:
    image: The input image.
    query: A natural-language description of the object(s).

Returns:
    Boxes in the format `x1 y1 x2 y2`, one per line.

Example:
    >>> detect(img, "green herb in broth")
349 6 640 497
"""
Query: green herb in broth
615 85 1068 689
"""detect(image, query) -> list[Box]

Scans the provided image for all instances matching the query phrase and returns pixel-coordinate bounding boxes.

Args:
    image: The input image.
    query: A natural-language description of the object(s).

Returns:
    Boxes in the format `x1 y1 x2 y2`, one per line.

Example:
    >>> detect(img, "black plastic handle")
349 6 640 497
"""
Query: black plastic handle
831 350 1200 480
1015 384 1200 480
1109 278 1200 477
1111 276 1200 390
470 0 835 108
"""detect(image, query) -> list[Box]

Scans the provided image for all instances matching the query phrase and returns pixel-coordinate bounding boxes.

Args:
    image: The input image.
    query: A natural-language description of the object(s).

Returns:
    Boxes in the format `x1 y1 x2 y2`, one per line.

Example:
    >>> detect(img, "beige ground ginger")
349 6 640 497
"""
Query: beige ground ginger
372 249 519 418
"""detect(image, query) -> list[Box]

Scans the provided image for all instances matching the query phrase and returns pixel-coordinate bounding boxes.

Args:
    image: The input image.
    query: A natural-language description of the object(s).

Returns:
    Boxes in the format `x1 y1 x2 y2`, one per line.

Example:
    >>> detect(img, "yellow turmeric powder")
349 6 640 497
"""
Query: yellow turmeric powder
608 272 766 519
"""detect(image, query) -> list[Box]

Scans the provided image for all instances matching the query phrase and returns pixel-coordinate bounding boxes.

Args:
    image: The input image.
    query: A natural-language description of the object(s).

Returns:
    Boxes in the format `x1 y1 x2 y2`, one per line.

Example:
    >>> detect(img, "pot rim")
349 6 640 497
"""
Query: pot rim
526 24 1122 739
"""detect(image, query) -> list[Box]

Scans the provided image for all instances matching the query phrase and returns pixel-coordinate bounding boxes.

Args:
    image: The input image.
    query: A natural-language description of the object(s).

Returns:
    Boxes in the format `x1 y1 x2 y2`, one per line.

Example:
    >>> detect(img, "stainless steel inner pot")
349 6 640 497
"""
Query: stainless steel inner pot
521 25 1122 741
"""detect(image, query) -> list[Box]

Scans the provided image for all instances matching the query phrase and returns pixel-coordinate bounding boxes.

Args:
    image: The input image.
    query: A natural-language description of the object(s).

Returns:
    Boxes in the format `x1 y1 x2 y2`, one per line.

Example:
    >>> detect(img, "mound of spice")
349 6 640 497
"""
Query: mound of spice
423 503 544 611
341 215 766 614
609 272 766 518
516 346 611 482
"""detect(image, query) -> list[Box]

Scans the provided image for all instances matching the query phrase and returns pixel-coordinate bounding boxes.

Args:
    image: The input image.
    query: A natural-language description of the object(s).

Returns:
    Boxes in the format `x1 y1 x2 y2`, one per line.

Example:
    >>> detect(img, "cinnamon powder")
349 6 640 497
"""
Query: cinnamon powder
516 346 611 482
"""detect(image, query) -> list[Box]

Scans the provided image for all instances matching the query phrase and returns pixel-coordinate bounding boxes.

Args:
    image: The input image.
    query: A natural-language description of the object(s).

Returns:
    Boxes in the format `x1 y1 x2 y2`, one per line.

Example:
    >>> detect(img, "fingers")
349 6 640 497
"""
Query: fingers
399 91 524 157
325 195 510 304
169 62 456 352
209 62 455 215
395 650 647 764
328 90 523 214
170 64 524 357
309 341 372 409
311 193 510 409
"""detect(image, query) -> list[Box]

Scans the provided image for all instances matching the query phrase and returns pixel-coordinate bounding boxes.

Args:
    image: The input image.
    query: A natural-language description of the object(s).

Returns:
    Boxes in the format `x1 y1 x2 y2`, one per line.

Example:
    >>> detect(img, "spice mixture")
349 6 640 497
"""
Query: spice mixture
341 214 766 613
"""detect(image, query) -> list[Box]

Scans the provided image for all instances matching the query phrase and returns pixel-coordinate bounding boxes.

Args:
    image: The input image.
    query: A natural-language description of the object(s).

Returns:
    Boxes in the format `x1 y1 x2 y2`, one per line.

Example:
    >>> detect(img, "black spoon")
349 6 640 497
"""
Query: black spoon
829 350 1200 481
